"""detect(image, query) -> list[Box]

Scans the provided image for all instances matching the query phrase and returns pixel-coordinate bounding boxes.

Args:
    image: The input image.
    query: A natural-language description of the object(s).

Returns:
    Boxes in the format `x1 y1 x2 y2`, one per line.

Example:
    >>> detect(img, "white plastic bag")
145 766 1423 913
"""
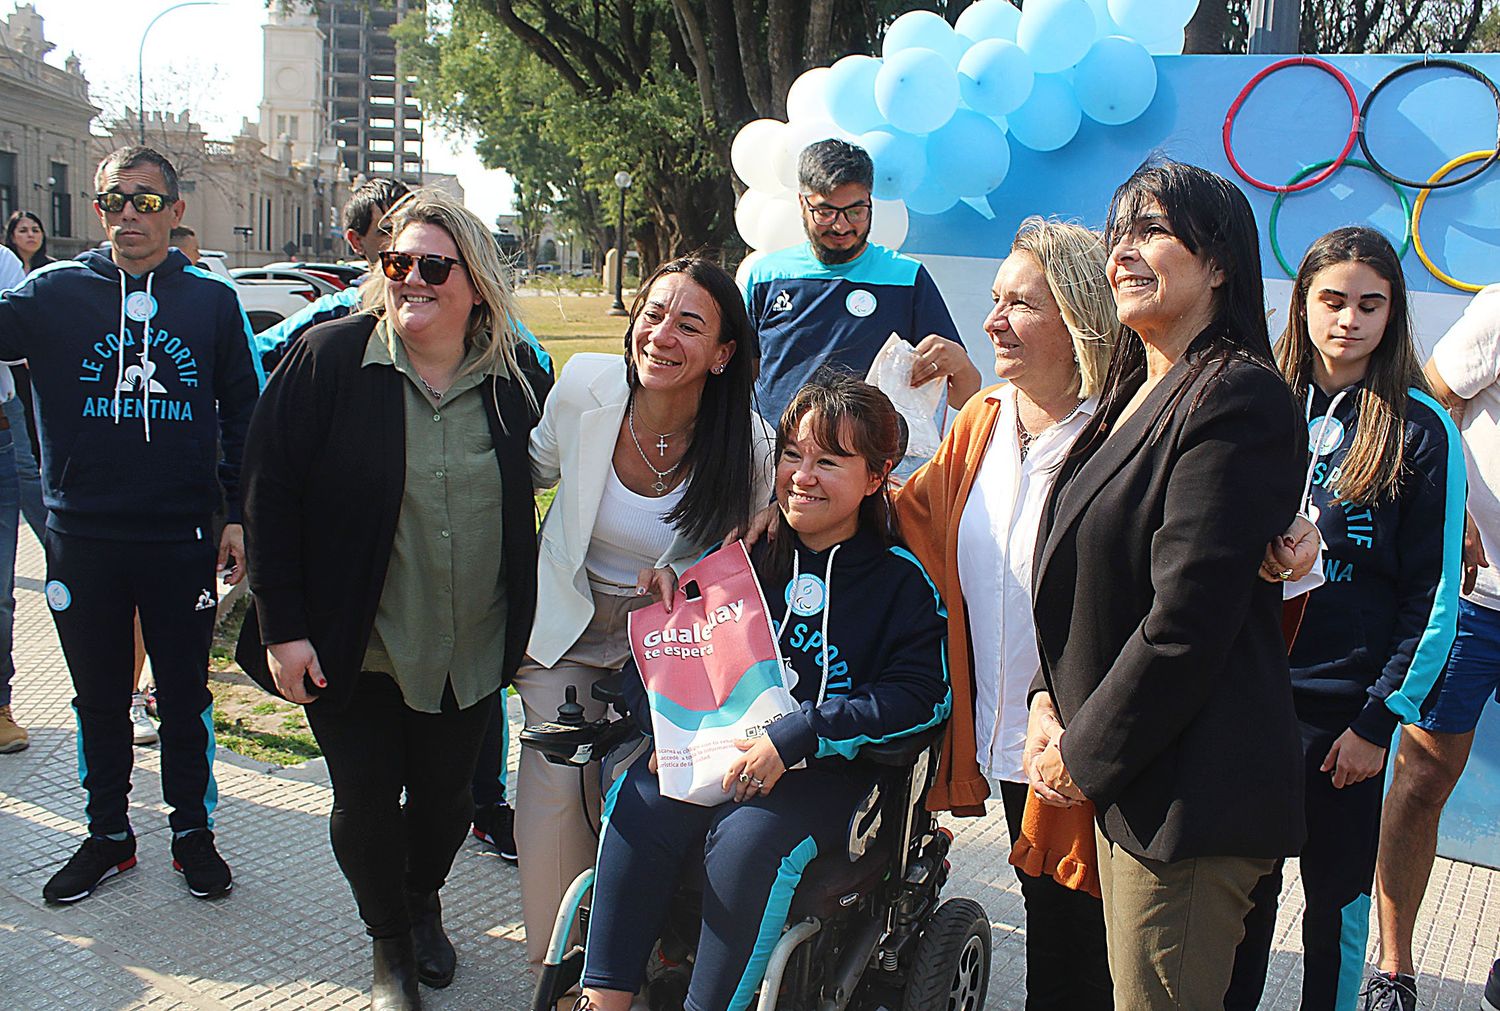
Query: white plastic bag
865 333 945 467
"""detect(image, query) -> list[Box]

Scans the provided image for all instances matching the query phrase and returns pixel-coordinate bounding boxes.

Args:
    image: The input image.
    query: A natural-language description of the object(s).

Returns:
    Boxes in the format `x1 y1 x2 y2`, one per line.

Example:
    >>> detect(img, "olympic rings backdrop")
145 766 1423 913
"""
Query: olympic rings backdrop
903 53 1500 367
877 51 1500 870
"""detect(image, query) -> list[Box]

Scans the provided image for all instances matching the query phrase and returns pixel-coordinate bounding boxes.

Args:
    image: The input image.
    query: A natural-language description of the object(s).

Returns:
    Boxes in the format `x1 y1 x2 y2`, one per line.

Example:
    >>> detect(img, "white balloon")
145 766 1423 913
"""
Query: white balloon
786 67 834 123
784 119 849 176
730 120 791 193
736 249 768 286
760 192 807 251
734 189 777 250
869 198 910 250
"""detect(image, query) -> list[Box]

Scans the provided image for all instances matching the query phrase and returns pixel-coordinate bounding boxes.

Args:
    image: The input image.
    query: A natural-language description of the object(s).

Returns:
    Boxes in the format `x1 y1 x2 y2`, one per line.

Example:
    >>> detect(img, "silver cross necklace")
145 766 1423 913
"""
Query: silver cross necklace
628 400 688 494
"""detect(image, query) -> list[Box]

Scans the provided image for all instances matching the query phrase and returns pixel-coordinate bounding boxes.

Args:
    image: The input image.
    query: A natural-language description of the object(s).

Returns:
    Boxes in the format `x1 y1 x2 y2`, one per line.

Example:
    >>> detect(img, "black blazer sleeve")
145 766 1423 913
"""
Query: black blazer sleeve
1058 365 1302 805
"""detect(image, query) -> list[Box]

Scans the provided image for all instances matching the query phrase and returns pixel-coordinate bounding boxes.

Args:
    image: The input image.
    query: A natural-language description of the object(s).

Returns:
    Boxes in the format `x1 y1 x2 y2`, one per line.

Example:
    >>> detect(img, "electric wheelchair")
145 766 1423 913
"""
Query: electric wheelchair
521 678 992 1011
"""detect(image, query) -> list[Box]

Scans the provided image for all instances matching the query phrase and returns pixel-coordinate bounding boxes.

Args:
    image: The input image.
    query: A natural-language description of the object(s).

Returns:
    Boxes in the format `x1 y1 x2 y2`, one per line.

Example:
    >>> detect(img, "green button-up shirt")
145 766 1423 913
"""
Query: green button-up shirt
361 319 507 713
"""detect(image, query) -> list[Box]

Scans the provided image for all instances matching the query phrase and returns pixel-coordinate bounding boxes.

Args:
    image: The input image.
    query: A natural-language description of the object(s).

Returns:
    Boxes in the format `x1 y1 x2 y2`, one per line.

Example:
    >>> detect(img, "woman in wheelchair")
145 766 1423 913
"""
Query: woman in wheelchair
573 371 952 1011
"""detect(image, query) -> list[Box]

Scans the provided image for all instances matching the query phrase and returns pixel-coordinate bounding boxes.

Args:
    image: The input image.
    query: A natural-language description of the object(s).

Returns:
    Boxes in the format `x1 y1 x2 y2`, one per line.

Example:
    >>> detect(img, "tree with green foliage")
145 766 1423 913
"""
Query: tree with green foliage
403 0 933 269
1185 0 1493 52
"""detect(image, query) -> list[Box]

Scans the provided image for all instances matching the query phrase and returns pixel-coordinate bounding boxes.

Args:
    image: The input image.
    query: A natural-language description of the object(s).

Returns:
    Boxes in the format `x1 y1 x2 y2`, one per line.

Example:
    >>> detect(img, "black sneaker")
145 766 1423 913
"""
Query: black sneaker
171 829 233 898
43 835 137 903
1359 972 1417 1011
472 802 518 863
1484 957 1500 1011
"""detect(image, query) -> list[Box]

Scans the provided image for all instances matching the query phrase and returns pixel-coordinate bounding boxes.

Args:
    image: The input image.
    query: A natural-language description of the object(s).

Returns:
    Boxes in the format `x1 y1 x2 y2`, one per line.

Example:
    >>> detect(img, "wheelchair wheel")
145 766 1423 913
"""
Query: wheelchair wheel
901 898 990 1011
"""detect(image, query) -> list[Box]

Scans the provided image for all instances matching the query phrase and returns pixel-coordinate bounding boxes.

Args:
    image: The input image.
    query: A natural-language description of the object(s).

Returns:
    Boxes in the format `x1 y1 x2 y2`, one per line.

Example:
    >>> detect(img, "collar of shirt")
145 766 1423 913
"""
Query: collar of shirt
362 316 499 398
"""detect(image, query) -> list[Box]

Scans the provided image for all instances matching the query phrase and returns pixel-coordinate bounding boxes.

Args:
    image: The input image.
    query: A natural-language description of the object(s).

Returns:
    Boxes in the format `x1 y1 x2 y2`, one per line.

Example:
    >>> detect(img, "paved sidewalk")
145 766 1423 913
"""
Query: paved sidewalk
1 527 1496 1010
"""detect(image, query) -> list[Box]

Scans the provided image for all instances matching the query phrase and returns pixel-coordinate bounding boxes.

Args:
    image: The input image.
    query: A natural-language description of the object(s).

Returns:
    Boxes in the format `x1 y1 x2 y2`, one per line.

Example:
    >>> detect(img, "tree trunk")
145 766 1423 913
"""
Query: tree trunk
1186 0 1231 52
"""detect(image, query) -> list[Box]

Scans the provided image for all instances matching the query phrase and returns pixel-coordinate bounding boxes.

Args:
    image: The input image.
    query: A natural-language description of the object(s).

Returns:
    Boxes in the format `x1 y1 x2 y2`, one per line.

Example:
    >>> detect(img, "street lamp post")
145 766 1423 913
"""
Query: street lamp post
608 170 632 316
138 2 221 145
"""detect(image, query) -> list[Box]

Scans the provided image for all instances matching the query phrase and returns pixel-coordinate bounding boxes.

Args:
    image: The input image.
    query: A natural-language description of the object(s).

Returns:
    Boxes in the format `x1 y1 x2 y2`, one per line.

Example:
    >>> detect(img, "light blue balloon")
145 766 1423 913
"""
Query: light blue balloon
1109 0 1198 38
958 38 1034 116
1016 0 1096 73
905 174 961 216
926 110 1012 197
859 129 927 200
882 9 968 67
1007 73 1082 151
1074 36 1157 125
955 0 1023 43
826 55 886 135
874 48 960 135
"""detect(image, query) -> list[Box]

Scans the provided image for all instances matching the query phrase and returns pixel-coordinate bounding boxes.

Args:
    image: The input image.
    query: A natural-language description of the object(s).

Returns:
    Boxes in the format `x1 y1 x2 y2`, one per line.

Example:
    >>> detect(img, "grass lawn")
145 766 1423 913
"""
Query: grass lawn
517 291 629 371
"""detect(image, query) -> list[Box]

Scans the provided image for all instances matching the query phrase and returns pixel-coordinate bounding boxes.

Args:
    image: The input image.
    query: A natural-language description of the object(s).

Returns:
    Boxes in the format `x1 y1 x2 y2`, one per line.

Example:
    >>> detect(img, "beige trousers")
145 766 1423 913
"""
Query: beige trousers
512 582 647 968
1095 826 1274 1010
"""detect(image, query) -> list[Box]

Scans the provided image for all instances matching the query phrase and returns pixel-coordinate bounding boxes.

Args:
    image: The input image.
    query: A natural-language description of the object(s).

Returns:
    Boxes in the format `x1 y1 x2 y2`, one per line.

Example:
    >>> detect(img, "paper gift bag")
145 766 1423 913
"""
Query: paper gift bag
629 541 800 806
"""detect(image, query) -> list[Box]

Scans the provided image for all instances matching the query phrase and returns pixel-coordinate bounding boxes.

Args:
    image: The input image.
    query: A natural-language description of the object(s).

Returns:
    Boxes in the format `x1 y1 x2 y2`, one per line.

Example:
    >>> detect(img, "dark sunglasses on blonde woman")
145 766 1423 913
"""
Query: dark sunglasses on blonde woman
379 250 466 285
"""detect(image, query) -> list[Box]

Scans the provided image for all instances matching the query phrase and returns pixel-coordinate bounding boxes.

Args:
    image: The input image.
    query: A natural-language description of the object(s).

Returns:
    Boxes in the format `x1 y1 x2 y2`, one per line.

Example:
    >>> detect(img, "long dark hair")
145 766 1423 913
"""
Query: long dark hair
757 369 905 586
1275 226 1428 505
4 210 51 270
624 255 761 546
1078 159 1274 452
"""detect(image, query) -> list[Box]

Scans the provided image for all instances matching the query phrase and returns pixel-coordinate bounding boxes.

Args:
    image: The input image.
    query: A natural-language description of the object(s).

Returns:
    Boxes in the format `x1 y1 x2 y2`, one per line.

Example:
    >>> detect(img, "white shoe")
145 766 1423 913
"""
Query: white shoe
130 693 158 745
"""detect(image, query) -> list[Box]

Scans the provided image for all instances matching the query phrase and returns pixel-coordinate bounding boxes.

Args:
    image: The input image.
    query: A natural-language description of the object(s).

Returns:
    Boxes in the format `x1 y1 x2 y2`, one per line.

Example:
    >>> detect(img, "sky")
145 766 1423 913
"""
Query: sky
19 0 516 226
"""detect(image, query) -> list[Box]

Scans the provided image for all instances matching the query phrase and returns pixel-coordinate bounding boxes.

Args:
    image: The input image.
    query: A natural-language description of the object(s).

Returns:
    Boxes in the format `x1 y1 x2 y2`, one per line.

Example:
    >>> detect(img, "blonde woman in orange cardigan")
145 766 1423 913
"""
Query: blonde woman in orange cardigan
896 217 1118 1010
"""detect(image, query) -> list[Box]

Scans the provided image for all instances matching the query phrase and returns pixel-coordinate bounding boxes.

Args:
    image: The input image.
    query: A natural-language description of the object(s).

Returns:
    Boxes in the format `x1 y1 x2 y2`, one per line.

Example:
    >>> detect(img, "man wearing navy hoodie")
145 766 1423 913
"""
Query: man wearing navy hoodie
0 146 263 904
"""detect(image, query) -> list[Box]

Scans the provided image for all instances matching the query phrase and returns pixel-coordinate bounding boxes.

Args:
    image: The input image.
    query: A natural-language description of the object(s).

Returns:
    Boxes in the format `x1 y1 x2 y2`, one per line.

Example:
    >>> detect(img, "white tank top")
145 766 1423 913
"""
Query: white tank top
584 466 687 586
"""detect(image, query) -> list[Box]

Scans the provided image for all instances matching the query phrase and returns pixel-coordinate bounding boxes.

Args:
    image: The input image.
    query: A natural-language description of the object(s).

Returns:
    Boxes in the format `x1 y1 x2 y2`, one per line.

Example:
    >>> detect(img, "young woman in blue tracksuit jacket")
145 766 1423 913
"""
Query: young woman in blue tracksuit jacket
576 371 951 1011
1228 228 1464 1011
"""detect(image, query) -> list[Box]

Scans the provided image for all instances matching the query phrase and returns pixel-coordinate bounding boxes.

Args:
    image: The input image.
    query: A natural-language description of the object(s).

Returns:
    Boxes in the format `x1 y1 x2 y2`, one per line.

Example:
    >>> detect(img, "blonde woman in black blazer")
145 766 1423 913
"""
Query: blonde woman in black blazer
1025 161 1307 1010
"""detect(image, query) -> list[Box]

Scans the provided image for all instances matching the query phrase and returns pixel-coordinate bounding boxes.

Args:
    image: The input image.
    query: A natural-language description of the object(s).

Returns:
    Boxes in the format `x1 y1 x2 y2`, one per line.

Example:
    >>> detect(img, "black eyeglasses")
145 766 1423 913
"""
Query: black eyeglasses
379 250 466 285
802 197 871 226
95 191 169 214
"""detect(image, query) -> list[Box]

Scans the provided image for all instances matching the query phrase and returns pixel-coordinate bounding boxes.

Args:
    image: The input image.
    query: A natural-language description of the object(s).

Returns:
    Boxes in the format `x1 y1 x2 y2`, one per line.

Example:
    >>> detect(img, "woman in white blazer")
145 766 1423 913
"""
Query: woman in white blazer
514 256 775 971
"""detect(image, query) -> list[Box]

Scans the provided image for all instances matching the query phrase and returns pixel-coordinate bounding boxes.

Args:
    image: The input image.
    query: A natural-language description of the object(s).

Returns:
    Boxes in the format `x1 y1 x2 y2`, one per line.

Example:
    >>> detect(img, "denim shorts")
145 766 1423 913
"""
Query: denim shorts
1416 597 1500 734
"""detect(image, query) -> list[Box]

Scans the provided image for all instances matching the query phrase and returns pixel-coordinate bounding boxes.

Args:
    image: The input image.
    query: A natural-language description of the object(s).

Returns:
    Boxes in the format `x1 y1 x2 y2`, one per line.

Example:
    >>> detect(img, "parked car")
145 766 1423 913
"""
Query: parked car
264 260 365 286
198 252 322 333
232 267 342 298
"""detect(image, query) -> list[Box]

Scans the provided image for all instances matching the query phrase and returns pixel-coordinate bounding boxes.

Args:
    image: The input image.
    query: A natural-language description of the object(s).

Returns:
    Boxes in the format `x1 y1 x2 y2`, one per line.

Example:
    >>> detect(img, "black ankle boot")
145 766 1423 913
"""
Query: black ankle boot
406 890 456 988
371 935 422 1010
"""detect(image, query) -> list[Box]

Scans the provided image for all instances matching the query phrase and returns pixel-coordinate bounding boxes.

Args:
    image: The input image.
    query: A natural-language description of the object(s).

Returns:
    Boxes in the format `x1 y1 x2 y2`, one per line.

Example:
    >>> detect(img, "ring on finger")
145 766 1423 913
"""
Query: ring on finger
751 777 765 788
1278 568 1294 580
738 772 750 784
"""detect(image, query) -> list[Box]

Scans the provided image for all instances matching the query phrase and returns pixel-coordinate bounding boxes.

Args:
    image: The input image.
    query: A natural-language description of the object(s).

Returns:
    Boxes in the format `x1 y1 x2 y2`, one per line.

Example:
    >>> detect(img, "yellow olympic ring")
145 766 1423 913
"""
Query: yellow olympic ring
1412 149 1498 294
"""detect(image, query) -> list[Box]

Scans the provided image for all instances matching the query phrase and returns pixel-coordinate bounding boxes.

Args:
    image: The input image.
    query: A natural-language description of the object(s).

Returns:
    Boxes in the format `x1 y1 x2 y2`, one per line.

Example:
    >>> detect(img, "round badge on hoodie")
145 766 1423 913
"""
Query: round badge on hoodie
1309 415 1345 456
125 292 158 323
786 573 828 616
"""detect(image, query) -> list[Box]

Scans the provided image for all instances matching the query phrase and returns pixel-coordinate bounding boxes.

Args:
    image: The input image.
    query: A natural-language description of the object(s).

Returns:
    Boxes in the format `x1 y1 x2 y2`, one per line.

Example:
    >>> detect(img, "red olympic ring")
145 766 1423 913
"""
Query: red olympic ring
1223 56 1361 194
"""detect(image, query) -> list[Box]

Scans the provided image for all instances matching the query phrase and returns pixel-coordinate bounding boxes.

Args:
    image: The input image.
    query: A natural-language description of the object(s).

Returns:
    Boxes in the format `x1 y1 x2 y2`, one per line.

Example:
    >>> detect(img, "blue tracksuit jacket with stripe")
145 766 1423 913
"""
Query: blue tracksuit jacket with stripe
1293 383 1464 743
743 241 958 427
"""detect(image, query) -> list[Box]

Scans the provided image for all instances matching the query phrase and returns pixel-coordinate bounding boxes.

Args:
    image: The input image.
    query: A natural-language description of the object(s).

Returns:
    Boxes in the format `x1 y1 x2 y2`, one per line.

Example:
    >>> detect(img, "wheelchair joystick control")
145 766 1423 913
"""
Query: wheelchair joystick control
557 685 586 726
519 685 637 768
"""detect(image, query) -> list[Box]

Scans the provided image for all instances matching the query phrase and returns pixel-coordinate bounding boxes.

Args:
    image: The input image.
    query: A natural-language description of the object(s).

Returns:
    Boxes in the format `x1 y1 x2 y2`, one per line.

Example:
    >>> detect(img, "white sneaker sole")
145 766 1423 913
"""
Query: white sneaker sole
1482 996 1499 1011
47 857 136 903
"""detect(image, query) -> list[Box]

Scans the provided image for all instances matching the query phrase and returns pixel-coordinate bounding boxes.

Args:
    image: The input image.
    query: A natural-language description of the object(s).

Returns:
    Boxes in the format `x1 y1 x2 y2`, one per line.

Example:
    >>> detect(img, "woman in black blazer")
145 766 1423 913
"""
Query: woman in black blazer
239 190 553 1011
1024 160 1306 1010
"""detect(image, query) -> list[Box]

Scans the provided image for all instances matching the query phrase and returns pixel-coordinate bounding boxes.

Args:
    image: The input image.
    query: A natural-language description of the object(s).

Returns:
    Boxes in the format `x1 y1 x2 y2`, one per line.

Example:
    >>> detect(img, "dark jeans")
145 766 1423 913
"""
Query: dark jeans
45 529 218 835
1227 698 1386 1011
305 673 496 939
997 779 1113 1011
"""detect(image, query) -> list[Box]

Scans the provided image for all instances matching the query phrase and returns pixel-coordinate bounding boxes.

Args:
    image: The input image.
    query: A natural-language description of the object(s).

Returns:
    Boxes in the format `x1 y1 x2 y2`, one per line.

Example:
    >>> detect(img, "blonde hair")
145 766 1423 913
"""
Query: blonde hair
1009 216 1118 398
361 187 537 412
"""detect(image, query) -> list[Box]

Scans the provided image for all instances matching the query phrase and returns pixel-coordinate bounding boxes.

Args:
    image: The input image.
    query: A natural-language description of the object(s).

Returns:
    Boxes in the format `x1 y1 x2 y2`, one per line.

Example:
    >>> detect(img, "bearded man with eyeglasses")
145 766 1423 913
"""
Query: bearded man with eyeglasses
0 145 263 905
742 139 978 426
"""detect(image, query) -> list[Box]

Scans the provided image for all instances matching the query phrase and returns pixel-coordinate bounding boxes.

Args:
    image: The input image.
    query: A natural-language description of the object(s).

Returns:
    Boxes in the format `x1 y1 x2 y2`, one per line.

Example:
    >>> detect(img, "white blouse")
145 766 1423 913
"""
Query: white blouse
584 466 687 587
956 385 1096 784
